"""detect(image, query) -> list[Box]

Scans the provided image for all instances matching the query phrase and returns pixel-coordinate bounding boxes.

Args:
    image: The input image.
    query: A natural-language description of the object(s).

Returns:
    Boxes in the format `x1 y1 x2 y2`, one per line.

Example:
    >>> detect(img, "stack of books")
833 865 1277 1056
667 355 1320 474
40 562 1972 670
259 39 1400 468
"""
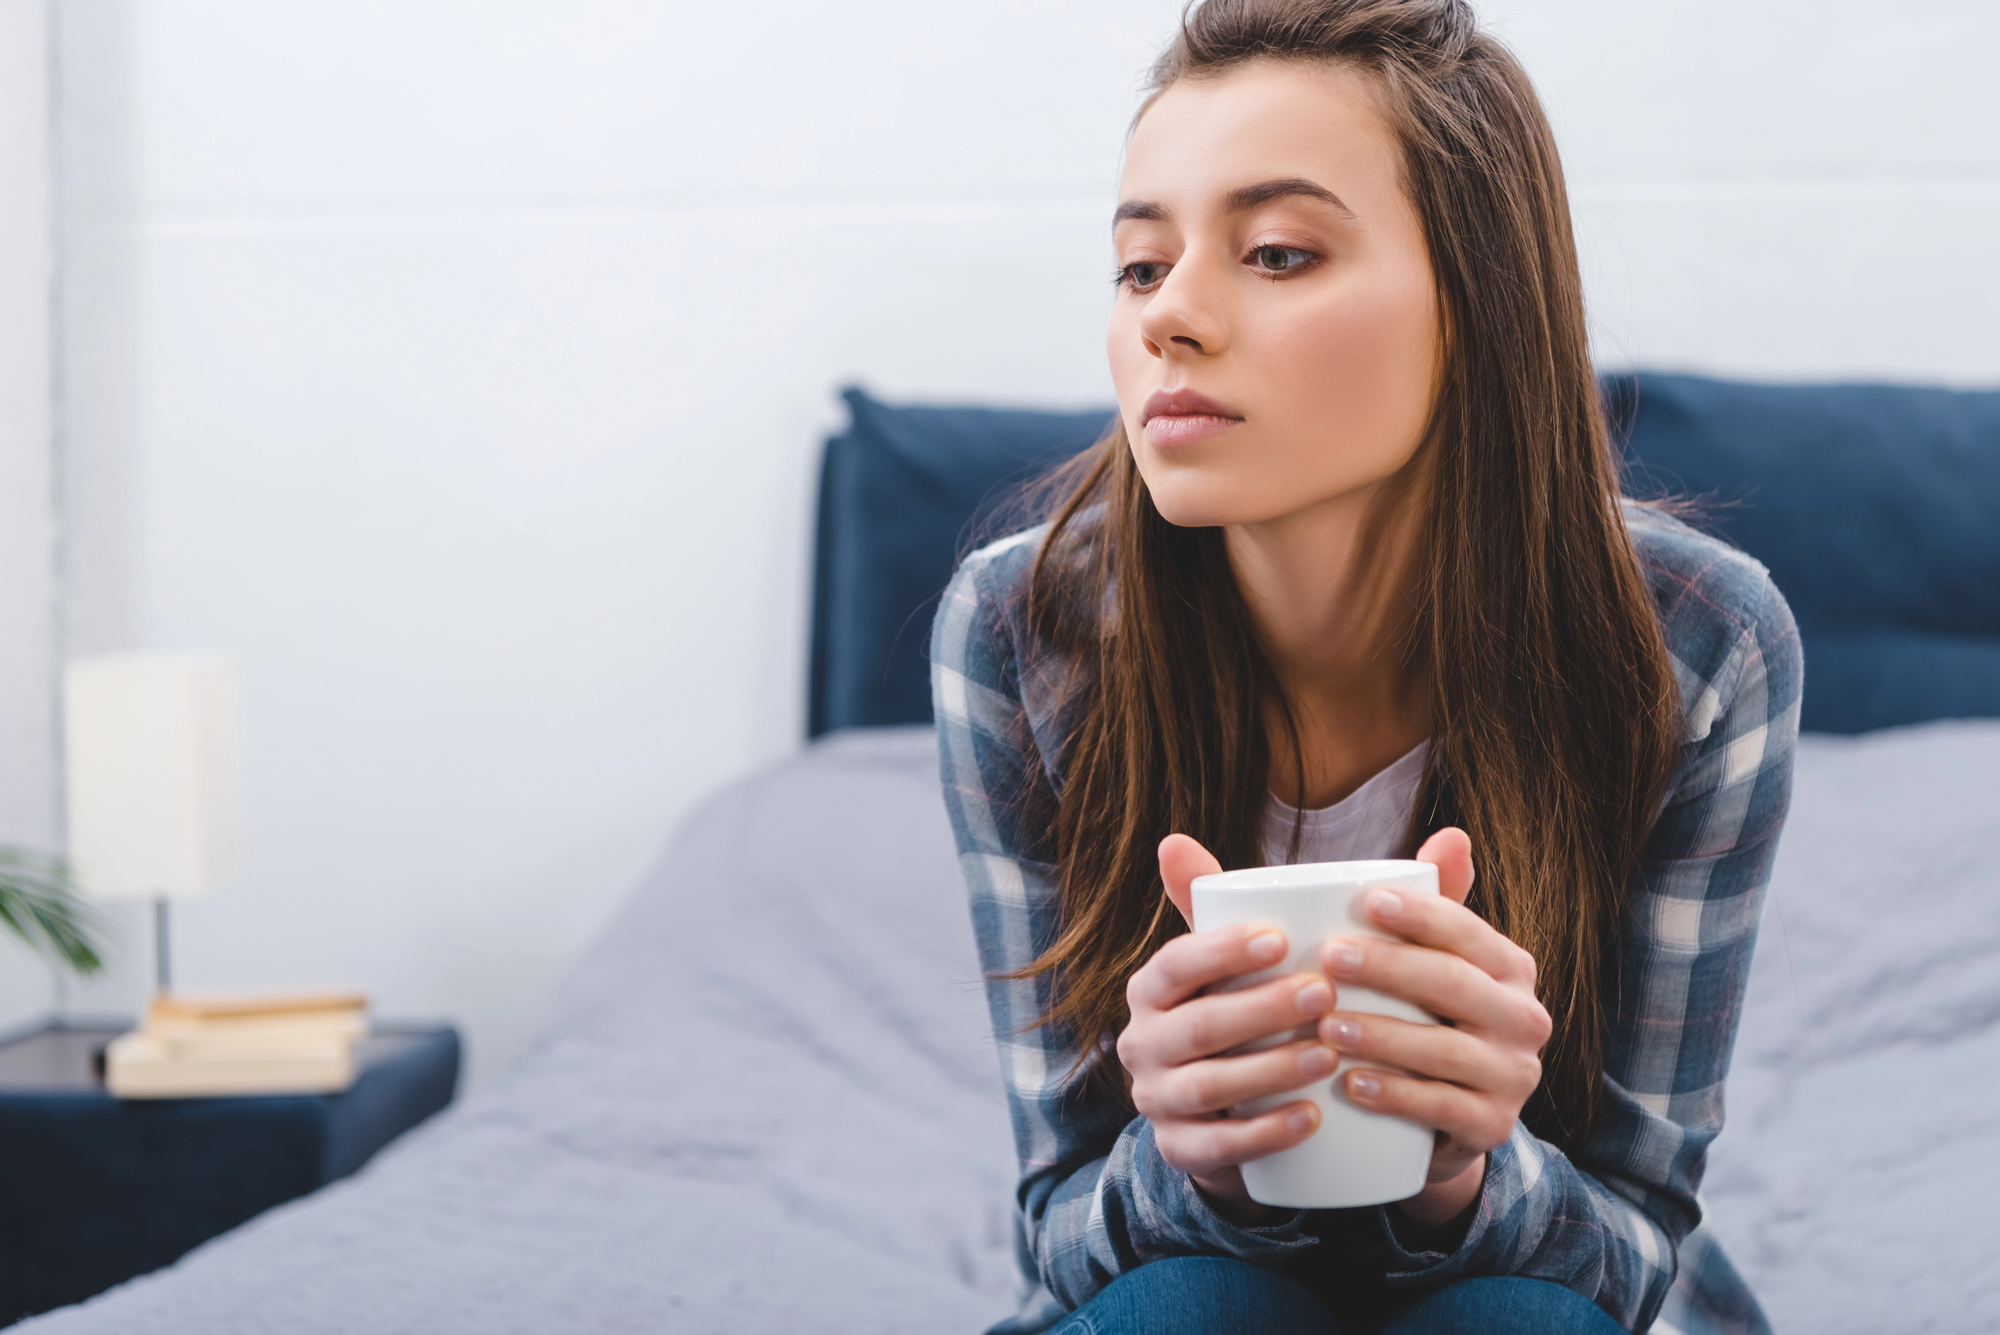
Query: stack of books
105 990 369 1098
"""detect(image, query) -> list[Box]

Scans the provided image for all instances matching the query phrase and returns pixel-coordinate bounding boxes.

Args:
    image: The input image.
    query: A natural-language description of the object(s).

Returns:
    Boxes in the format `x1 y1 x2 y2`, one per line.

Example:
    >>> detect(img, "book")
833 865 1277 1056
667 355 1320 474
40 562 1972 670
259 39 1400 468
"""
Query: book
152 1022 361 1062
145 1007 366 1059
105 989 370 1099
105 1033 356 1097
148 990 367 1024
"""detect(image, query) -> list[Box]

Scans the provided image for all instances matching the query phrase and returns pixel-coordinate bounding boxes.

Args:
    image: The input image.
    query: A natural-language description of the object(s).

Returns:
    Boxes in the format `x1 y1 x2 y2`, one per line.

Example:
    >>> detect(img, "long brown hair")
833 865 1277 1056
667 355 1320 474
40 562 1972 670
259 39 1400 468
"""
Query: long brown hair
1009 0 1681 1149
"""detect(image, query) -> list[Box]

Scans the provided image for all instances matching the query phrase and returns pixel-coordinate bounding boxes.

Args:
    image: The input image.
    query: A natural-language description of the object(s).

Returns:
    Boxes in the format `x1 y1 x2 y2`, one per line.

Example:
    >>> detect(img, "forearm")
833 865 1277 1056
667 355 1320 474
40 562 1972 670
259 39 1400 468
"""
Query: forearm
1396 1151 1484 1227
1380 1124 1681 1329
1028 1117 1319 1309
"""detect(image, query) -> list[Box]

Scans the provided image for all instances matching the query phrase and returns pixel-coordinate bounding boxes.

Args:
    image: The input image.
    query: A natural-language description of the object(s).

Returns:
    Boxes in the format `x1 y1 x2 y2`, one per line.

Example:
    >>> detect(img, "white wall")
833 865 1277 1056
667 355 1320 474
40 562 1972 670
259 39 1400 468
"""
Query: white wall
0 0 56 1032
53 0 1184 1080
51 1 2000 1083
1496 0 2000 383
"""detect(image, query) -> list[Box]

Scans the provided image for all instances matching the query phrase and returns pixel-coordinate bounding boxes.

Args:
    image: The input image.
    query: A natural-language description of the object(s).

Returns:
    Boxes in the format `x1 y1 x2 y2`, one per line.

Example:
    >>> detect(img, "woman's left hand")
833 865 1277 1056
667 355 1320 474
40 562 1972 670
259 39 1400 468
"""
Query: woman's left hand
1323 826 1551 1227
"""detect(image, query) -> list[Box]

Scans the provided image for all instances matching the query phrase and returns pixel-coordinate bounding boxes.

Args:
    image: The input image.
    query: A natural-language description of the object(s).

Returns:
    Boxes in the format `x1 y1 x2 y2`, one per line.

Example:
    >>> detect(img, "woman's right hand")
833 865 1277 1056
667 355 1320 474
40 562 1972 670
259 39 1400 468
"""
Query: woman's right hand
1115 834 1341 1225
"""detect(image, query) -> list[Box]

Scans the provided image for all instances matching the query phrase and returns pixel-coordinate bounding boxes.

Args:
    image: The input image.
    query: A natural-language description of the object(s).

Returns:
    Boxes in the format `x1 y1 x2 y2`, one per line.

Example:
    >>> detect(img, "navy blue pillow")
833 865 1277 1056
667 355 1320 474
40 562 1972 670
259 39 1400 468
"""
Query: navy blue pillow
807 376 2000 737
806 388 1112 736
1607 372 2000 732
1606 373 2000 638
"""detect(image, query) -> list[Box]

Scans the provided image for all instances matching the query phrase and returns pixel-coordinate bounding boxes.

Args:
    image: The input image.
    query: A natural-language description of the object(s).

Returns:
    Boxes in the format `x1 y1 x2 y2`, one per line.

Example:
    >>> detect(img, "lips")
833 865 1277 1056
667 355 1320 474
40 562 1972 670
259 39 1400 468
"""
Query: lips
1140 387 1243 448
1141 387 1243 426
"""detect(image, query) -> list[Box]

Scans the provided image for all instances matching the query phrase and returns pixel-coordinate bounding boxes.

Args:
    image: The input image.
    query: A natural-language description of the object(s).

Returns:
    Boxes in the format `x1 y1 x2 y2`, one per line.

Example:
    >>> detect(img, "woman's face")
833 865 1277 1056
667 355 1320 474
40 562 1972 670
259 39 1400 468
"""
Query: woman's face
1109 60 1440 530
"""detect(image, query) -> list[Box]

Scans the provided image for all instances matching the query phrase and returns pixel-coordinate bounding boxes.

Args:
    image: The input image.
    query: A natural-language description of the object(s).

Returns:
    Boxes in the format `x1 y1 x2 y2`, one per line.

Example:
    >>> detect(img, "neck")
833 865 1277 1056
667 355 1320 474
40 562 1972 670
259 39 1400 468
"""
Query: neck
1225 469 1430 808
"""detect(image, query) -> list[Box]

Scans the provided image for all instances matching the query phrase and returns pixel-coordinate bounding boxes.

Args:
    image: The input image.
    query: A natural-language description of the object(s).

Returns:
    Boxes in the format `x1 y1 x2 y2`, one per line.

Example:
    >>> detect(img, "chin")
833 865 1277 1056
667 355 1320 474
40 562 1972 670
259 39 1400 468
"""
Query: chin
1141 474 1271 529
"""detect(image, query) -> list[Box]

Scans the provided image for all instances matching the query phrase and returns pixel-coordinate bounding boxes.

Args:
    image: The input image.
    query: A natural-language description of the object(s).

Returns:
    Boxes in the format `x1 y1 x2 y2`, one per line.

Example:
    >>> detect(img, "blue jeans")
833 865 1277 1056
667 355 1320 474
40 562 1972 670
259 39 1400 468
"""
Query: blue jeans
1049 1257 1628 1335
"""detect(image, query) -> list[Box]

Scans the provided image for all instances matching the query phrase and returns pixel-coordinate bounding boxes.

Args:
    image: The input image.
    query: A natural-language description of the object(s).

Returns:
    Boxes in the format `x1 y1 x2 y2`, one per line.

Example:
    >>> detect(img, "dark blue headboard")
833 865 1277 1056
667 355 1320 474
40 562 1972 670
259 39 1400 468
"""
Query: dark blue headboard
807 374 2000 736
807 388 1114 737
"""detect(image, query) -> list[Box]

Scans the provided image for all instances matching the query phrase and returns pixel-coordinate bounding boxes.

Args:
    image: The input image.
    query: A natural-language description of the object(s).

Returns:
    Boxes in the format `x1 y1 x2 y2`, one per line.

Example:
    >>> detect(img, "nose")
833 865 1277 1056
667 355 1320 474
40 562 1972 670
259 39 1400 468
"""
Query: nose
1137 261 1228 359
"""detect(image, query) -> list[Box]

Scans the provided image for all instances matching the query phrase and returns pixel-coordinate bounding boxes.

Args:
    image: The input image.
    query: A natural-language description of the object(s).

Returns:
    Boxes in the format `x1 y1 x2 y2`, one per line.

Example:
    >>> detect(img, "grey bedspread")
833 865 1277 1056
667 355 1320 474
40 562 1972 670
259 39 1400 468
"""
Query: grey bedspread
26 724 1999 1333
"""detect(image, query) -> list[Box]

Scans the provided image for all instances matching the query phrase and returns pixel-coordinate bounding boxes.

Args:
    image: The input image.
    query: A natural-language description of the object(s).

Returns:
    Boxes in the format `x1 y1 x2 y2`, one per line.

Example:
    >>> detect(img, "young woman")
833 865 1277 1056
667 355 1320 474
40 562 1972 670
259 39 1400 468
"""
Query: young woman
932 2 1798 1333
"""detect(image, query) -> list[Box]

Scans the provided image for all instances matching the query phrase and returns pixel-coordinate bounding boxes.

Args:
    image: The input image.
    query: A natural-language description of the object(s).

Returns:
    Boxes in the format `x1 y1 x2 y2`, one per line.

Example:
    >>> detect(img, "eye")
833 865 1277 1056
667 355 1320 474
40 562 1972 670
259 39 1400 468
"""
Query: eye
1116 261 1166 292
1115 261 1169 293
1247 244 1316 277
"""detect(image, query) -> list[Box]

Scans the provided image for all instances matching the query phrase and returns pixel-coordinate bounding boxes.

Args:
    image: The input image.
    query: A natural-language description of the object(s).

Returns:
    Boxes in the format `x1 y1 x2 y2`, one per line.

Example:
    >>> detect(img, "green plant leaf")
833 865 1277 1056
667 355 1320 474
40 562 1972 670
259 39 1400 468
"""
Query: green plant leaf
0 848 106 976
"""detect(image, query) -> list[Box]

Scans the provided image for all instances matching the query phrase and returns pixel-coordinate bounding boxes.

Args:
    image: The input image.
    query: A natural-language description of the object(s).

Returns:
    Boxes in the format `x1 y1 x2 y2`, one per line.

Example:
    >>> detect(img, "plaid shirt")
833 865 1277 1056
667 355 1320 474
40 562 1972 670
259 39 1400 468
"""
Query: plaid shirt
931 505 1801 1335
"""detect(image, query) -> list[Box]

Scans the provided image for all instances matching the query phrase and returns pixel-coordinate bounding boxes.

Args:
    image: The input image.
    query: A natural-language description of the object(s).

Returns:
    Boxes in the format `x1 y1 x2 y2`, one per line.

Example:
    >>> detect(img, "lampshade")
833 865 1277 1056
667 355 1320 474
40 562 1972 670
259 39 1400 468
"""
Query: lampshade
63 651 245 902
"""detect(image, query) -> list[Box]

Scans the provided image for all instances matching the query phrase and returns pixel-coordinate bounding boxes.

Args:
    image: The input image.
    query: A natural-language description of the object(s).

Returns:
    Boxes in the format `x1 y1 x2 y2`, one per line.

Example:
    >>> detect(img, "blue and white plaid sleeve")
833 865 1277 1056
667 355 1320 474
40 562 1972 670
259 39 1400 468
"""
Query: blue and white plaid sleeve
1376 529 1802 1333
931 532 1322 1326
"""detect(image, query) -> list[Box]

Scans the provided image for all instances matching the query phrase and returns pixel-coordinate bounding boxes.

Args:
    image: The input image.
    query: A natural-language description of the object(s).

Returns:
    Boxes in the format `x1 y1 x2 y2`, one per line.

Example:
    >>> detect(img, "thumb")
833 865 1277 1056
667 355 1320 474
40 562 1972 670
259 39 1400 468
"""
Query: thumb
1415 826 1476 906
1158 833 1224 930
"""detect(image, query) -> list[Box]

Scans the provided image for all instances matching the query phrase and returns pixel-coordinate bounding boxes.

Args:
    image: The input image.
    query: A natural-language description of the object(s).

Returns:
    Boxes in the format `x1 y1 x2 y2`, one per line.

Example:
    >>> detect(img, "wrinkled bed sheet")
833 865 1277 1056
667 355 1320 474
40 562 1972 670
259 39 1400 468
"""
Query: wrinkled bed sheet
26 723 1999 1334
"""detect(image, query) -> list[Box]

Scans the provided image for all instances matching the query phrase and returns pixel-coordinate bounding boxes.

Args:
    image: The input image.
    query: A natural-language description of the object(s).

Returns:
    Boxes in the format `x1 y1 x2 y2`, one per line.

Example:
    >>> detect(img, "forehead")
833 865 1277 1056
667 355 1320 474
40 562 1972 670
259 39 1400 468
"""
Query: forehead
1121 60 1404 208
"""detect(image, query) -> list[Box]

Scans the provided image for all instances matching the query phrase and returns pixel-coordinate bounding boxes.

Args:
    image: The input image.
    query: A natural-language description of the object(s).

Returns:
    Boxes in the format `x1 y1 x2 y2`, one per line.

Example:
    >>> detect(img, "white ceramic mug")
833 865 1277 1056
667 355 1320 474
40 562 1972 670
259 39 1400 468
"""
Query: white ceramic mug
1190 859 1440 1209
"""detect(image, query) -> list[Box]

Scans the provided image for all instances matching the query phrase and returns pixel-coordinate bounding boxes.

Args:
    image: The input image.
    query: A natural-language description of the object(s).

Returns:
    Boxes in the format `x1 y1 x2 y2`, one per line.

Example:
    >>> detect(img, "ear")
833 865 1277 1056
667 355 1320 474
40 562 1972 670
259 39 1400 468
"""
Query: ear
1157 833 1224 930
1415 826 1476 907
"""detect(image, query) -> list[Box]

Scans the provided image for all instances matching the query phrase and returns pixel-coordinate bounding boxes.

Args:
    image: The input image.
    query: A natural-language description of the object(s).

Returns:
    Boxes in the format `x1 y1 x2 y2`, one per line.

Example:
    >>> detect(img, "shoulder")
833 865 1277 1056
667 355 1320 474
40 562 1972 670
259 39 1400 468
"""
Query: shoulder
933 523 1094 795
1623 500 1802 744
946 524 1047 611
931 524 1047 685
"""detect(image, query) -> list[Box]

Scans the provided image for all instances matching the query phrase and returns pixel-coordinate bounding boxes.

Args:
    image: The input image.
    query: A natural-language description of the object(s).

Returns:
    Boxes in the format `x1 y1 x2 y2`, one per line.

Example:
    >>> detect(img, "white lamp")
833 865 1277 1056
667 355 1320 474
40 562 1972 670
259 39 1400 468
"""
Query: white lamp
63 651 245 994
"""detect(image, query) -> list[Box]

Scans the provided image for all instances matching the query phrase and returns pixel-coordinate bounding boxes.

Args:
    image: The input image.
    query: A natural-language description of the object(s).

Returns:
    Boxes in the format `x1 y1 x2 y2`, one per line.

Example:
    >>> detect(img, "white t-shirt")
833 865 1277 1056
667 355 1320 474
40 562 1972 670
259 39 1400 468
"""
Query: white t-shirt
1260 740 1430 867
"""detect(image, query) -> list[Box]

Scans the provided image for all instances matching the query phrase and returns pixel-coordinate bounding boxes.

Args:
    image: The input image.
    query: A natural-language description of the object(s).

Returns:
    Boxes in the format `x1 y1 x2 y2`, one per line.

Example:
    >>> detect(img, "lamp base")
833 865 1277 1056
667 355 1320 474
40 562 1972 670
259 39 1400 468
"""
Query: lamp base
154 897 170 995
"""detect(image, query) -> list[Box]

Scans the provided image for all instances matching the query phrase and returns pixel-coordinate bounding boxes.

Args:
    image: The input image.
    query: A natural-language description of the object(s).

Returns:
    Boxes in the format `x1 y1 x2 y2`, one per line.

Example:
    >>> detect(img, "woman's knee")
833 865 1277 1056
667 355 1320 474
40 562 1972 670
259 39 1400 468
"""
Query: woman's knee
1053 1256 1339 1335
1384 1277 1627 1335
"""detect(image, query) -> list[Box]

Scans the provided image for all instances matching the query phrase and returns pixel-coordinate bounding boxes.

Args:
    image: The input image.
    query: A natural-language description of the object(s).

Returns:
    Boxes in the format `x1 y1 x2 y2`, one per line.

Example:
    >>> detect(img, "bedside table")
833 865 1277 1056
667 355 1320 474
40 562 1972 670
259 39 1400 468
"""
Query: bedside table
0 1019 459 1324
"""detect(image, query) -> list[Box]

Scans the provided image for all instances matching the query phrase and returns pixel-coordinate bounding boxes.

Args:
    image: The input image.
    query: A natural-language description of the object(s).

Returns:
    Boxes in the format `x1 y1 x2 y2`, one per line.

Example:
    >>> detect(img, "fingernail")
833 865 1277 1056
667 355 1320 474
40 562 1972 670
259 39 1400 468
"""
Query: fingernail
1298 1045 1336 1077
1327 942 1364 976
1295 981 1332 1016
1347 1072 1380 1101
1248 932 1286 964
1325 1018 1361 1048
1287 1108 1317 1135
1366 889 1400 922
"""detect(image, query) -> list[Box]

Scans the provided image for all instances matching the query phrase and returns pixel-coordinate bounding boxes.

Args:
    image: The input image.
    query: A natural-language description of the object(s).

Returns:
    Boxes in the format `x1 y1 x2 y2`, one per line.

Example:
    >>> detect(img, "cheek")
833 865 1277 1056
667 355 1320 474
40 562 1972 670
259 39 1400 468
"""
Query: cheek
1253 276 1438 477
1106 306 1151 431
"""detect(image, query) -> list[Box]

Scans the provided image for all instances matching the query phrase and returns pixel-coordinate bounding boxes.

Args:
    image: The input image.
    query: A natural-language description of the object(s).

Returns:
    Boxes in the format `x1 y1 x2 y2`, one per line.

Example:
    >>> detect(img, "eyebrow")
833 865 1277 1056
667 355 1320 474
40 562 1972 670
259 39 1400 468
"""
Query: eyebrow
1112 177 1357 229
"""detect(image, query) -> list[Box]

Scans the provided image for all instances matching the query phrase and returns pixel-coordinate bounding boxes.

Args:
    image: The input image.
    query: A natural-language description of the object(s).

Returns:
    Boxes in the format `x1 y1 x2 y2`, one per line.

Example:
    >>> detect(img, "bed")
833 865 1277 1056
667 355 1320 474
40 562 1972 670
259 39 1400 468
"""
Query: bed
24 374 1999 1334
